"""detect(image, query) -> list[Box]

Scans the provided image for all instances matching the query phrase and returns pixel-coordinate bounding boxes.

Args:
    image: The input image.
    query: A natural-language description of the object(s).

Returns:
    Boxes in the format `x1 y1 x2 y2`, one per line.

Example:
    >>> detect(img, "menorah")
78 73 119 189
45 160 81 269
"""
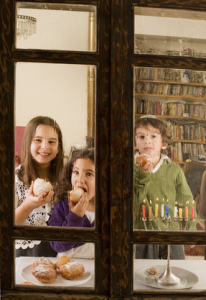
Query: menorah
140 197 195 286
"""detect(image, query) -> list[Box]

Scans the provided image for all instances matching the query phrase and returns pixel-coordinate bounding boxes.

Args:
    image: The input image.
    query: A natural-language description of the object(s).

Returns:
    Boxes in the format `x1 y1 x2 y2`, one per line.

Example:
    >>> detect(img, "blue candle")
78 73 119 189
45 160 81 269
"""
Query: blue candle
166 204 169 216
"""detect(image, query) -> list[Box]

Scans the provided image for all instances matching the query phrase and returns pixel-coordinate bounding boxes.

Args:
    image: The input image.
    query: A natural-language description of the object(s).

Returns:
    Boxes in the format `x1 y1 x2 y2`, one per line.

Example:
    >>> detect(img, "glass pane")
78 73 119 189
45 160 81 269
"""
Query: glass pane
15 239 95 289
15 2 96 51
133 66 206 231
133 244 205 291
14 62 96 228
134 7 206 58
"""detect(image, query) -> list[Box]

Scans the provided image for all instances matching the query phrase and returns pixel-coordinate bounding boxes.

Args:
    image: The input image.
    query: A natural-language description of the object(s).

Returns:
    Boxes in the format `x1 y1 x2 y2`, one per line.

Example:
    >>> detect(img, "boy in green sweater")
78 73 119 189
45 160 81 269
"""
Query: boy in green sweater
134 115 196 259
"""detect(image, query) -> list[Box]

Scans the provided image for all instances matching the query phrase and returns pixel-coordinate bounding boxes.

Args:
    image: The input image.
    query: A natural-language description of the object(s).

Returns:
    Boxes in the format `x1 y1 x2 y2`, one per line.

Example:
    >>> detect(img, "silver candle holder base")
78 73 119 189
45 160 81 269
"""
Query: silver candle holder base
156 266 180 286
155 245 180 286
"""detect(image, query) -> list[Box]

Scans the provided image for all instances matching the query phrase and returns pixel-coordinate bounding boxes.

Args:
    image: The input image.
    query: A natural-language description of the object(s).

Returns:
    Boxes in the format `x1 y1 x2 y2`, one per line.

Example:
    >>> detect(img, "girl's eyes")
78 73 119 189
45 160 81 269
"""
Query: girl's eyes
72 171 94 177
86 172 94 177
33 139 56 143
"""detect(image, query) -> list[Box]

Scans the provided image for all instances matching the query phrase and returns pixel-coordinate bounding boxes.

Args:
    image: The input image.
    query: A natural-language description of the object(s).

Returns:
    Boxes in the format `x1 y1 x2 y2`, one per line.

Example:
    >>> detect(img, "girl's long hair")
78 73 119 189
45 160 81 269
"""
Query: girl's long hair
54 148 94 202
17 116 64 187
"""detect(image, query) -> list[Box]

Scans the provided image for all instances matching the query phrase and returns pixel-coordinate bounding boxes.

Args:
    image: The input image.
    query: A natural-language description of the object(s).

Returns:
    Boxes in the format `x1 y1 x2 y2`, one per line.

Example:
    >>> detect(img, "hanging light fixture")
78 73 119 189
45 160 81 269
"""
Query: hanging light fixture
17 15 37 39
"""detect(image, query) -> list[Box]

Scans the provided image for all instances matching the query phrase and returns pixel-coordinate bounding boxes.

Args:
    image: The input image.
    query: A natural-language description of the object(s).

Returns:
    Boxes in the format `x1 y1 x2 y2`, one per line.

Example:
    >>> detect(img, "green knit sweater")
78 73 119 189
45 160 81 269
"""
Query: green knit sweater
134 158 197 231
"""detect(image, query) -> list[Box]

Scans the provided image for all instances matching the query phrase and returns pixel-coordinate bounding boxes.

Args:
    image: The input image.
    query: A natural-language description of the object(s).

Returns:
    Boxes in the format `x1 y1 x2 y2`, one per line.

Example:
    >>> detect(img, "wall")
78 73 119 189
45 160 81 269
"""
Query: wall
15 8 94 157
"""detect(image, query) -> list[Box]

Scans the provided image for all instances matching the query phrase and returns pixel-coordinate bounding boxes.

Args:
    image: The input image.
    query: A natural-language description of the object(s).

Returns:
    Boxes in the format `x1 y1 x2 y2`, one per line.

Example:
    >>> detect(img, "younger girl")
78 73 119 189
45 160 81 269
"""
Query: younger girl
15 116 64 257
50 148 95 259
134 115 196 259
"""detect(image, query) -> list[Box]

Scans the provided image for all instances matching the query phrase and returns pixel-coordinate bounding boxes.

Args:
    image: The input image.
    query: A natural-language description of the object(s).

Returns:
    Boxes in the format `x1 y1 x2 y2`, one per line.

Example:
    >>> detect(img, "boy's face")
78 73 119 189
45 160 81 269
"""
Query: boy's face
135 125 165 162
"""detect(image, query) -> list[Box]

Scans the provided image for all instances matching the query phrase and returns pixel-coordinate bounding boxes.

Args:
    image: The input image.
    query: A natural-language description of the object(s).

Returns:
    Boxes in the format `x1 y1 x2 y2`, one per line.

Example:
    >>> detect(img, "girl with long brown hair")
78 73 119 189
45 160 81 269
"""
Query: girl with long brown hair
15 116 64 257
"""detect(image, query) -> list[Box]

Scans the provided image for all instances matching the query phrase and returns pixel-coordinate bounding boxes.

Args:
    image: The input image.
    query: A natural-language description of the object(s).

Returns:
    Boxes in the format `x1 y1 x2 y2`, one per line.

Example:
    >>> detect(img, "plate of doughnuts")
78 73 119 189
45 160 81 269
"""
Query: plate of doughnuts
21 257 92 287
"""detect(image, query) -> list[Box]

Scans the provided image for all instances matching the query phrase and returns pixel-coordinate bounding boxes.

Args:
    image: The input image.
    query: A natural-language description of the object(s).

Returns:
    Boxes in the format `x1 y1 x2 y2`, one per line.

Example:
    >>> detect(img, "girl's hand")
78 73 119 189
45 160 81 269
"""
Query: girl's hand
69 193 89 217
24 181 54 210
15 181 54 225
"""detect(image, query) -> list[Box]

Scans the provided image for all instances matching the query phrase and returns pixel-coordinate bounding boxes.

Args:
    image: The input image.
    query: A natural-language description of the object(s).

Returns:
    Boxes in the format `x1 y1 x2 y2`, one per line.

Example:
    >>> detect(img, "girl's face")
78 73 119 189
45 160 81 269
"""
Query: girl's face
71 158 95 201
135 125 164 164
30 125 59 168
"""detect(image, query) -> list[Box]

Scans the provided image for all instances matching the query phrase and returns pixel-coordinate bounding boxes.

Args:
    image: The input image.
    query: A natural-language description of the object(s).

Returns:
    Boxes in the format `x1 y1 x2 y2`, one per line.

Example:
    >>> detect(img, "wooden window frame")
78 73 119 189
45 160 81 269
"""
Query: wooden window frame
1 0 206 299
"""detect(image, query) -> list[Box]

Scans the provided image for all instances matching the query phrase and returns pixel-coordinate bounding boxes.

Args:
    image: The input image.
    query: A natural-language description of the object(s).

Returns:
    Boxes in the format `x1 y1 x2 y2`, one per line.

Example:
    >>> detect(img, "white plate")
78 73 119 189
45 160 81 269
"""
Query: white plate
21 264 92 286
135 265 198 289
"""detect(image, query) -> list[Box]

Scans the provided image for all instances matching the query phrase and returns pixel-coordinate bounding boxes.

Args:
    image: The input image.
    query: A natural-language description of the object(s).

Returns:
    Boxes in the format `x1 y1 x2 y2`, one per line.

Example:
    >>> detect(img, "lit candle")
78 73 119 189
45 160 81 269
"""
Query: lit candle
149 207 152 219
174 206 178 218
191 201 195 219
166 199 169 217
185 202 188 219
155 204 158 218
142 199 146 219
149 200 152 218
166 204 169 216
191 207 194 219
142 205 146 219
161 204 164 217
161 198 164 217
179 208 182 219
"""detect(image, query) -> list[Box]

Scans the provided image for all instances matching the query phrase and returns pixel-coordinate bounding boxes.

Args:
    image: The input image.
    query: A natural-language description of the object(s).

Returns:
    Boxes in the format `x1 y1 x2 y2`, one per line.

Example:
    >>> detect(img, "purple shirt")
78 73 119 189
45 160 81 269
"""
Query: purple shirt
50 198 95 253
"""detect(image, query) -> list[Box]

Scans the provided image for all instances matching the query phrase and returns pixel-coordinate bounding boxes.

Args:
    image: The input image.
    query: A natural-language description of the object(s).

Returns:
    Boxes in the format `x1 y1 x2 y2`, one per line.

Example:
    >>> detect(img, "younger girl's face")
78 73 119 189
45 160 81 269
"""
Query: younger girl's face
30 124 59 167
71 158 95 201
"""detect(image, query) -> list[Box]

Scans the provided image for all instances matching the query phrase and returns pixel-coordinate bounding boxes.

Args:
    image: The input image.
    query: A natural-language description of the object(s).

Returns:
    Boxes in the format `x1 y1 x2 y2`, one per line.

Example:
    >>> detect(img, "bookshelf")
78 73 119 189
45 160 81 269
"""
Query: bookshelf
134 67 206 163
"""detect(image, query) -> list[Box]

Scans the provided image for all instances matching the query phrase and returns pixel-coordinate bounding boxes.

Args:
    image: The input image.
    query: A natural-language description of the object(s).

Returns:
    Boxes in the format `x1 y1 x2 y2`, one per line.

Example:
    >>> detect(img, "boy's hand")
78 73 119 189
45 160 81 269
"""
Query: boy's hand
136 154 154 172
139 162 153 172
69 193 89 217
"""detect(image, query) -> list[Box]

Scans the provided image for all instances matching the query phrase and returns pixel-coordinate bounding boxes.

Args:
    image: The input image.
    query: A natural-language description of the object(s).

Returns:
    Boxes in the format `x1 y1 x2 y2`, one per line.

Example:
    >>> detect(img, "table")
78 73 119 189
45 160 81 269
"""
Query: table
15 257 206 290
15 256 94 289
134 259 206 290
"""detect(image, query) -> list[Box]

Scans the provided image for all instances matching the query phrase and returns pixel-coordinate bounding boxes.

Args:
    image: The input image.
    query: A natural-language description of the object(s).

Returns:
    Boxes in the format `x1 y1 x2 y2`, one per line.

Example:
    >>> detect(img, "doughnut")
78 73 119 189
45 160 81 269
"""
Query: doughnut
135 154 153 167
21 281 35 285
32 264 57 283
59 262 85 280
55 255 74 269
147 267 157 275
69 187 84 203
33 257 56 270
33 178 53 196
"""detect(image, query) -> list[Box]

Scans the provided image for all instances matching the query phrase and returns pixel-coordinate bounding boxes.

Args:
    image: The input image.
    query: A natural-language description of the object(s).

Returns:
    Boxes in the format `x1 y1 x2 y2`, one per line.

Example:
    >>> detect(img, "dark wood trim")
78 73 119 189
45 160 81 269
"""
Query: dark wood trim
0 0 14 291
2 0 206 299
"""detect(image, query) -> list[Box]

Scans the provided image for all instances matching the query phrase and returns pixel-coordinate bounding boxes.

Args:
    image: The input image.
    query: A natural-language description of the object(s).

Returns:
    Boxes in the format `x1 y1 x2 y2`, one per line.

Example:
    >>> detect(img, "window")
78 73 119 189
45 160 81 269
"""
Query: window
1 0 206 299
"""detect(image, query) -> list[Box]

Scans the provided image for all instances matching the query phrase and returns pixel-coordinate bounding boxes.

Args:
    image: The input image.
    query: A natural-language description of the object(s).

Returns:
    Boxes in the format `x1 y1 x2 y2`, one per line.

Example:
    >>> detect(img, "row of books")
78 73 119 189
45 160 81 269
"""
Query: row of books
135 82 206 98
136 99 206 118
136 67 206 84
168 142 205 162
167 123 206 141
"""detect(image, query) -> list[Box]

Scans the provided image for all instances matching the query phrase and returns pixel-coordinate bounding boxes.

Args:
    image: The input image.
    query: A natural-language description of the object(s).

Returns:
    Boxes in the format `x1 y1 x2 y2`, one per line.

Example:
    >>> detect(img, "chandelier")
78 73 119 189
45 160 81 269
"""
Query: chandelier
17 15 37 39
